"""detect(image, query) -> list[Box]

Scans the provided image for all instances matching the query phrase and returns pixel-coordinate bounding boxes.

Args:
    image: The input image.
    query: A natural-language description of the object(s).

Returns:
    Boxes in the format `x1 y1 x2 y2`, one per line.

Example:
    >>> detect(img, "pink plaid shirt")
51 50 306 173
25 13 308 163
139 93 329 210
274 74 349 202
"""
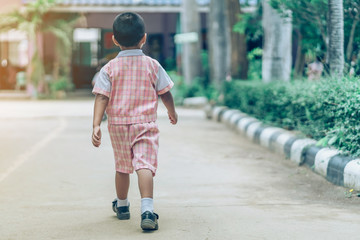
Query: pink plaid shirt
92 49 174 124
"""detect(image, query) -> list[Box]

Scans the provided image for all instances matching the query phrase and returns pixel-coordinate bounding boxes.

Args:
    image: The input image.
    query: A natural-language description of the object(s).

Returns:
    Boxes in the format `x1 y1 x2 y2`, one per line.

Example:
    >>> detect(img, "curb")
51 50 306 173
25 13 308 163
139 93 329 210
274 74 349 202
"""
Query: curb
206 105 360 191
0 91 31 100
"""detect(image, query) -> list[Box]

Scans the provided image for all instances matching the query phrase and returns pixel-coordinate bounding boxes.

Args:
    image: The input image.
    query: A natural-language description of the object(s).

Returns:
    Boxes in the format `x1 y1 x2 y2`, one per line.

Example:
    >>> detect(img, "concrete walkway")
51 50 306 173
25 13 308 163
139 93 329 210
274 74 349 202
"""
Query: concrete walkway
0 99 360 240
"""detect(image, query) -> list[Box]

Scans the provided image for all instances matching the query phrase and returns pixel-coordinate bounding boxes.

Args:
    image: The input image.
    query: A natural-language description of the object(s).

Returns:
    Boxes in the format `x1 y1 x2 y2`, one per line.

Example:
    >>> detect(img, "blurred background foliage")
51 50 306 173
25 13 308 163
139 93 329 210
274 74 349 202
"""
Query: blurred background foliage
0 0 78 97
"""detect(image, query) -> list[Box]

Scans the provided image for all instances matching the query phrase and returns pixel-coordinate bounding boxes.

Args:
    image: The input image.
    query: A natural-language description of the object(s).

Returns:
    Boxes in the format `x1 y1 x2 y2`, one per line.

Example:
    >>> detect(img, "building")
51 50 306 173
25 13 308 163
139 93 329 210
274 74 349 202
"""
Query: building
0 0 258 90
0 0 25 90
52 0 211 88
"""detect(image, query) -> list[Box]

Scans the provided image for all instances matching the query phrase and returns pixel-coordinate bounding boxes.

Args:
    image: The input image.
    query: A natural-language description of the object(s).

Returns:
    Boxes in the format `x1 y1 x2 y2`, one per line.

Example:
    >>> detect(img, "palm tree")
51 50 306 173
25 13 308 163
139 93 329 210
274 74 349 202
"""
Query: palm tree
344 1 360 63
328 0 344 77
0 0 78 97
262 0 292 83
208 0 230 90
226 0 248 80
181 0 203 85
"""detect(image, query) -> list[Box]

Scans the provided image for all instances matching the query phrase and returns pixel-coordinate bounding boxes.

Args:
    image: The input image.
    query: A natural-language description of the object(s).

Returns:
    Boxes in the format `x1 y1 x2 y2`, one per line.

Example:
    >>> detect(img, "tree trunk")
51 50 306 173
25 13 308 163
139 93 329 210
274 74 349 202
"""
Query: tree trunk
294 29 305 78
262 0 292 83
181 0 202 85
226 0 248 80
52 37 60 82
208 0 231 90
346 15 359 62
325 8 330 68
35 32 48 95
328 0 344 77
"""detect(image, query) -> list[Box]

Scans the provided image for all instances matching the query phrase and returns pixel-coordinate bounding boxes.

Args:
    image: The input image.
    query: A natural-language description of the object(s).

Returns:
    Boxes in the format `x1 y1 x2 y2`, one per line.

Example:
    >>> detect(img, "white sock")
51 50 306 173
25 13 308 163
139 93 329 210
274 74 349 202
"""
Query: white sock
141 198 154 214
116 198 129 207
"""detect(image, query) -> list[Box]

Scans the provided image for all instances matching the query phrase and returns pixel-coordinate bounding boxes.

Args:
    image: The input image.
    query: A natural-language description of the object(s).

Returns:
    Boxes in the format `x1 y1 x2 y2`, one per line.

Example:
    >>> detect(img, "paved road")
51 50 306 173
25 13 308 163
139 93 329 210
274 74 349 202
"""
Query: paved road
1 99 360 240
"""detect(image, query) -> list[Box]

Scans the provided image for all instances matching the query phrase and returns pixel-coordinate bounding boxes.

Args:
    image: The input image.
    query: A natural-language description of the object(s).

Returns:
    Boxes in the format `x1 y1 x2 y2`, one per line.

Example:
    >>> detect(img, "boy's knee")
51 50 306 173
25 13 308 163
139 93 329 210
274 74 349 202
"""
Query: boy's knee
116 171 130 177
136 168 155 177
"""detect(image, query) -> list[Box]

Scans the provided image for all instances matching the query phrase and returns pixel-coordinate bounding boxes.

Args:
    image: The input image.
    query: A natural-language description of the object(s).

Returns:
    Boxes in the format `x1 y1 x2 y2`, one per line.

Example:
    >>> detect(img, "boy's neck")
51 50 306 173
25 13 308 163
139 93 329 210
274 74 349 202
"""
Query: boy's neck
120 46 142 51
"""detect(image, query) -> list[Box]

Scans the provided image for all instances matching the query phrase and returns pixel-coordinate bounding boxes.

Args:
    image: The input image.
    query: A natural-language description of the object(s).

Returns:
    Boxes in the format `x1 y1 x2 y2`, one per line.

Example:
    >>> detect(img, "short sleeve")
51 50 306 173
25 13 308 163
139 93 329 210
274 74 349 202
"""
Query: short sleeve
156 65 174 95
92 66 111 98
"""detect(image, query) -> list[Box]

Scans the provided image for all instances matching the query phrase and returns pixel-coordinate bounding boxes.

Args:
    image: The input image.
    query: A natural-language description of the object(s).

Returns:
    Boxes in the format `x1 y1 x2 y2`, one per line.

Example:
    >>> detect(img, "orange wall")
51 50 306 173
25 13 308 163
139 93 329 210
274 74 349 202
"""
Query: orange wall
0 0 22 13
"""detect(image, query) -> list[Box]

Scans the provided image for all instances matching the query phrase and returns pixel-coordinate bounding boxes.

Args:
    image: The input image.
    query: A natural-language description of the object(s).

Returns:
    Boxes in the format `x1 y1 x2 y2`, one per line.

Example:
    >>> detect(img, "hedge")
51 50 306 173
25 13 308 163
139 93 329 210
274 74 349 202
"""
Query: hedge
223 77 360 157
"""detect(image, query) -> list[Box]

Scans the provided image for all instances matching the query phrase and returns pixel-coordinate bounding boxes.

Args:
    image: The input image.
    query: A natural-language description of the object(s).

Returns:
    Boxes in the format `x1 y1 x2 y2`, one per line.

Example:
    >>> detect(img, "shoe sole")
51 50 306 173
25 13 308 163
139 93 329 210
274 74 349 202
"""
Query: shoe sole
141 219 158 230
117 212 130 220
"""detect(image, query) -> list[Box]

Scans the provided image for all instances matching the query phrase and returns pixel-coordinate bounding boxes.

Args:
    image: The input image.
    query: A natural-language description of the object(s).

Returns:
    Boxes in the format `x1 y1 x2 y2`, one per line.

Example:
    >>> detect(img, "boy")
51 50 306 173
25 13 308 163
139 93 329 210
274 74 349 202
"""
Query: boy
91 12 177 231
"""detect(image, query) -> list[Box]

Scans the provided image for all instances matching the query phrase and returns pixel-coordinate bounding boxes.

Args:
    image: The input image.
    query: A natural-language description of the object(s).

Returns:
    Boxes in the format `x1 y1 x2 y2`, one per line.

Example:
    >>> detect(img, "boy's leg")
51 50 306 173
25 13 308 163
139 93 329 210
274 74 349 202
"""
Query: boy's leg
136 169 159 230
112 171 130 220
108 124 132 220
115 171 130 200
136 169 153 199
137 169 154 214
131 122 159 230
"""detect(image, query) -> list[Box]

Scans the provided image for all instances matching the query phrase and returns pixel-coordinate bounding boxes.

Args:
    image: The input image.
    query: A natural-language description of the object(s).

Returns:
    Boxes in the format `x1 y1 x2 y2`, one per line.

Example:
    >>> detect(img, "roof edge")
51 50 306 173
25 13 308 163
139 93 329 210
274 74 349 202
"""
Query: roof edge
50 5 210 13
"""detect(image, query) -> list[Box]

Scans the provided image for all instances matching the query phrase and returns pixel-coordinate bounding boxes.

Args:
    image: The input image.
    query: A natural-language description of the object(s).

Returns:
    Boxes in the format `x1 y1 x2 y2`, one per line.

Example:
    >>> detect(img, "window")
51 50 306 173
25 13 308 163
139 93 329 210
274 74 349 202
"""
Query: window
73 28 100 66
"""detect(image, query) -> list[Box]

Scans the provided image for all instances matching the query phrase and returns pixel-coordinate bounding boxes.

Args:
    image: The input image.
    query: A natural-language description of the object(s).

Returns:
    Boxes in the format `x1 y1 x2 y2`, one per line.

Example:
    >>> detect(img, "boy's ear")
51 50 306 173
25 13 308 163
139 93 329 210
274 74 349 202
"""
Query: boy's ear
112 35 120 47
139 33 147 47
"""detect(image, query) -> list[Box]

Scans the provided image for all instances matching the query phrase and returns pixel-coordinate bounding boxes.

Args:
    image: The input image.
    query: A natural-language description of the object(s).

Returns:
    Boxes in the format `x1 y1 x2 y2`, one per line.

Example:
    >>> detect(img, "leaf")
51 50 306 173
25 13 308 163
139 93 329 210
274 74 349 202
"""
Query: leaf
317 137 329 147
328 136 338 145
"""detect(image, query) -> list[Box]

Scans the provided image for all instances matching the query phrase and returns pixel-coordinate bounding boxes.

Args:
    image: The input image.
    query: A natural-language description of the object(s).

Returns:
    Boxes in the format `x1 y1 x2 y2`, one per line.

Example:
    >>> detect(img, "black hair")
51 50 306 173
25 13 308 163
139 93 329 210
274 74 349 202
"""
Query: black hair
113 12 145 47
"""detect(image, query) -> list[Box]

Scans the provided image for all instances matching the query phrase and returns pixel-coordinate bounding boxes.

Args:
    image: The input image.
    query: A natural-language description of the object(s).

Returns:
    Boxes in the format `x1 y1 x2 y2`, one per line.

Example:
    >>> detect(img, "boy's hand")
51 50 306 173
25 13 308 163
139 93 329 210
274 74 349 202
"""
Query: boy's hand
92 125 102 147
168 111 178 125
160 91 177 125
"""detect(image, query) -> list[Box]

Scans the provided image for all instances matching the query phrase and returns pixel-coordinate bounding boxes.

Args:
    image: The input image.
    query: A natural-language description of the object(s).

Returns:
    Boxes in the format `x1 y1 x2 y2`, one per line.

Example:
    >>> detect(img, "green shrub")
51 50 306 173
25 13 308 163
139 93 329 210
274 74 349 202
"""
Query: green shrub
224 77 360 156
168 71 219 105
247 48 263 80
50 76 74 92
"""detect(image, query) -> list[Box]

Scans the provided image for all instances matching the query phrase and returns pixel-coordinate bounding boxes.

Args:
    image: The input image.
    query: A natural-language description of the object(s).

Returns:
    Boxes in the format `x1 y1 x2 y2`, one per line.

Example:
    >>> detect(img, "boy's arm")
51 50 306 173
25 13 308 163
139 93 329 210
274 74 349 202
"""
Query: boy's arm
160 91 178 125
92 94 109 147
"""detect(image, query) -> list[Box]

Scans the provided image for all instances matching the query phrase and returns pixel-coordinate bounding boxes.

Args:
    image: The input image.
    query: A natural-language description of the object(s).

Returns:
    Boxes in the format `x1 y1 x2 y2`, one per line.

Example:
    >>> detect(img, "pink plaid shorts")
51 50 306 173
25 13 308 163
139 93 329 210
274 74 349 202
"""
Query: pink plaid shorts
108 122 159 176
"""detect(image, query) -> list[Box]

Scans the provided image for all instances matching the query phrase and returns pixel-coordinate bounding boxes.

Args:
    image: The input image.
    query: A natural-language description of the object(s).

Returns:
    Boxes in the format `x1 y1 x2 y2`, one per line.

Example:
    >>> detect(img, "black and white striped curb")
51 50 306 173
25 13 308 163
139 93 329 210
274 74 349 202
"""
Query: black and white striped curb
205 105 360 191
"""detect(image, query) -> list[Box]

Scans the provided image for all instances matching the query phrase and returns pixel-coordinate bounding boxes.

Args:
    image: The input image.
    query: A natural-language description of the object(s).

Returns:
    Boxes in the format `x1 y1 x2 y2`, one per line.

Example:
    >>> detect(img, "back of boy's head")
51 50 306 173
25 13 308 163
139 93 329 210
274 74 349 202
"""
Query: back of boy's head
113 12 145 47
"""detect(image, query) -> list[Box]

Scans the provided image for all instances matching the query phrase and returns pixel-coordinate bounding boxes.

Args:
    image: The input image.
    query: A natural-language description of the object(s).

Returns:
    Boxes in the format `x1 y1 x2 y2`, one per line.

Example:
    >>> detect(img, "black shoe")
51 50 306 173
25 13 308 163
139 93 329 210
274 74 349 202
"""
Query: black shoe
141 211 159 230
112 199 130 220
